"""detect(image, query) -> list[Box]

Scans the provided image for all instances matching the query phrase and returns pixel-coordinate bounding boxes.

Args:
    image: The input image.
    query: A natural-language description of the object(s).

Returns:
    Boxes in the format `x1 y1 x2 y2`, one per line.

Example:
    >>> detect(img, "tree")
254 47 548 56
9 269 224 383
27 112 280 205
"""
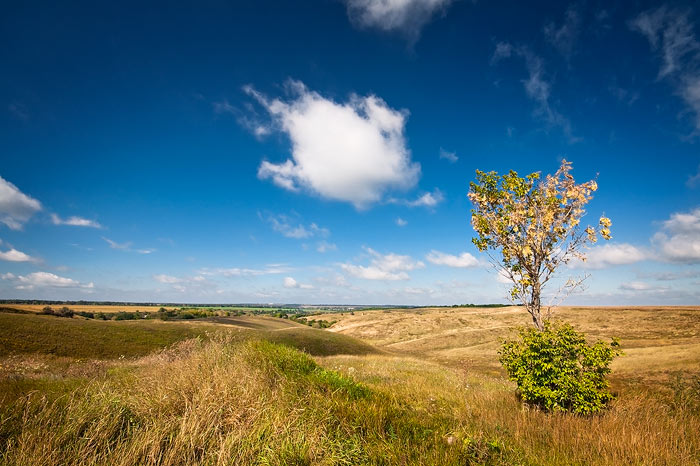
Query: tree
468 160 611 330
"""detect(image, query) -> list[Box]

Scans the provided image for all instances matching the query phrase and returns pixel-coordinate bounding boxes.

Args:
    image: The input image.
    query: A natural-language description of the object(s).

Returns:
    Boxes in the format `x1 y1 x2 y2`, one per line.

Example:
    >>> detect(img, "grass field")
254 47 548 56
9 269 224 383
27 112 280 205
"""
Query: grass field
1 306 699 465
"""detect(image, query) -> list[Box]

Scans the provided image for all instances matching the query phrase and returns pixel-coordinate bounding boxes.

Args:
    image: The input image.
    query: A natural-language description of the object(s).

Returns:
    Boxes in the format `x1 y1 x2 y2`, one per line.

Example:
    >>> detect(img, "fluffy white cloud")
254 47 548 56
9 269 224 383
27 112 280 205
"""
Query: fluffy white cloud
396 217 408 227
0 247 36 262
0 175 42 230
426 250 479 268
343 0 454 40
576 243 647 269
653 207 700 263
341 247 424 280
50 213 102 229
248 81 420 209
283 276 314 289
439 148 458 163
630 7 700 132
2 271 94 290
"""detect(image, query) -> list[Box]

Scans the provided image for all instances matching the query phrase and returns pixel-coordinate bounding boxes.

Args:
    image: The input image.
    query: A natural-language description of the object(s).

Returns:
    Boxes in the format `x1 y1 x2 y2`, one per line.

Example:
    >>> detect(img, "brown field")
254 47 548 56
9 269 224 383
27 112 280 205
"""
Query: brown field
323 306 700 380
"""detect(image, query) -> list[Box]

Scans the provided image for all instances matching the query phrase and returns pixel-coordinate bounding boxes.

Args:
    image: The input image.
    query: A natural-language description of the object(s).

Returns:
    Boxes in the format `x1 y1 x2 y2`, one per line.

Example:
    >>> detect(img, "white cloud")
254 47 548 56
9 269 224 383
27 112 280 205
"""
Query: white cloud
405 188 444 208
544 4 582 59
283 276 314 289
653 207 700 263
491 43 579 143
153 274 182 284
0 175 42 230
688 164 700 188
0 247 36 262
2 271 94 290
630 6 700 132
50 213 102 229
575 243 647 269
396 217 408 227
439 148 458 163
316 240 337 253
248 81 420 209
343 0 454 41
619 281 668 292
264 212 329 239
102 237 155 254
341 247 424 280
426 250 479 268
199 264 290 277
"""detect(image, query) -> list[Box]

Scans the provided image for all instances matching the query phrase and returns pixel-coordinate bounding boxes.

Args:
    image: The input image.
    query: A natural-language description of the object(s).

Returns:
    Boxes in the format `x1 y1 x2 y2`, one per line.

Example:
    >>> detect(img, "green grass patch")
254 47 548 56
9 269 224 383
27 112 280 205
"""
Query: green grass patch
0 313 219 359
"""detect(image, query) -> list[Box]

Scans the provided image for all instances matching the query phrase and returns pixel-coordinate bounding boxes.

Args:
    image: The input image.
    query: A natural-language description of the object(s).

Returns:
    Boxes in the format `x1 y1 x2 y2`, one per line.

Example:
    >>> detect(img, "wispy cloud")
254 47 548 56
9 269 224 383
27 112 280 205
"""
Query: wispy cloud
0 175 42 230
491 43 580 143
544 4 582 60
247 81 420 209
630 6 700 134
198 264 291 277
102 237 155 254
439 148 458 163
396 217 408 227
573 243 648 269
262 212 330 239
51 213 102 229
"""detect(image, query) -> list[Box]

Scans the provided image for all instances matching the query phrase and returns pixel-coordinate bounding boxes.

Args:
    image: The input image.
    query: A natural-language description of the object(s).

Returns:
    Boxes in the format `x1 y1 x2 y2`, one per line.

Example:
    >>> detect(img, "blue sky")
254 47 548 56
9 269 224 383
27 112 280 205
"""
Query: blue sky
1 0 699 305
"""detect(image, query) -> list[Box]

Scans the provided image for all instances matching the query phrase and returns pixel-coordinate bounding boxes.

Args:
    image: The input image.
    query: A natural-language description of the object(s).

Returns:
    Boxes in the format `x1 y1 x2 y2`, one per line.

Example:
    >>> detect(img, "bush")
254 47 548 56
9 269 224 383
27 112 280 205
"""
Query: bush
499 322 621 414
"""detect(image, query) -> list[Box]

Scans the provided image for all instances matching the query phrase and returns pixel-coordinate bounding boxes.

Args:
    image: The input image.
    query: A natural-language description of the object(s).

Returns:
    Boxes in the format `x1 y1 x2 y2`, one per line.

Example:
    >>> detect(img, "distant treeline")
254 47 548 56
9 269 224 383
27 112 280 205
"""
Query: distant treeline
37 306 241 321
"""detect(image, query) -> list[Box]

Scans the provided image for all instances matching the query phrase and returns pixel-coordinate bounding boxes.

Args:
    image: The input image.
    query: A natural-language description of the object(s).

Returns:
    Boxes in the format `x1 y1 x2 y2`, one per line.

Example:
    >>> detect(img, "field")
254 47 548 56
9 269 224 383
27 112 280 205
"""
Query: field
1 306 699 465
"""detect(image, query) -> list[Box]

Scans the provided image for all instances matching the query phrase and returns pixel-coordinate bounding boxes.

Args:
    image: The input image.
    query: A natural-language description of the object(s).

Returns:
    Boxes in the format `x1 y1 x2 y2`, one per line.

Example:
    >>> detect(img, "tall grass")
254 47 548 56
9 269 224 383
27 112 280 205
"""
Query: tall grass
0 336 509 465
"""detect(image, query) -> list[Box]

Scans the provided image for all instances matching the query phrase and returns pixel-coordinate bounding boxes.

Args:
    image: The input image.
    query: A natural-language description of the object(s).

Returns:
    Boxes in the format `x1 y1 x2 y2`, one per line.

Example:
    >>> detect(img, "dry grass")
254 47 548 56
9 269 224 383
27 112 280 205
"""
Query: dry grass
5 304 182 314
1 307 699 464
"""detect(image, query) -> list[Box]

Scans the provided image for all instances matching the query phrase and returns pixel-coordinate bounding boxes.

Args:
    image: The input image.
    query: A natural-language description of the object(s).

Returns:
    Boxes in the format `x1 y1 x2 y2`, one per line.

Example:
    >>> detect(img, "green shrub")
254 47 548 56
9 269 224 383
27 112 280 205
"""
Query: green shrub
499 322 621 414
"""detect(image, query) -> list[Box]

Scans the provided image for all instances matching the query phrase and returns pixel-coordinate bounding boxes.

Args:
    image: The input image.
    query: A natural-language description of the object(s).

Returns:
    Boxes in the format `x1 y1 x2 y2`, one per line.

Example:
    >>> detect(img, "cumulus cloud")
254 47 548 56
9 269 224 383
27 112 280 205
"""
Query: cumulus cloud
491 43 579 143
396 217 408 227
341 247 424 280
0 246 36 262
425 250 479 268
0 175 42 230
652 207 700 263
283 276 314 289
575 243 647 269
630 6 700 133
439 148 458 163
51 213 102 229
343 0 454 41
263 212 329 239
2 271 94 290
247 81 420 209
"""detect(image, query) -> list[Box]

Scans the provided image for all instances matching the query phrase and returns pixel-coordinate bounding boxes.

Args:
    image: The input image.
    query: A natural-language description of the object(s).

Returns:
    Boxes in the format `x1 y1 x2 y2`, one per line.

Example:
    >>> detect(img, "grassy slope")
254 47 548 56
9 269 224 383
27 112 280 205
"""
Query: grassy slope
1 308 699 465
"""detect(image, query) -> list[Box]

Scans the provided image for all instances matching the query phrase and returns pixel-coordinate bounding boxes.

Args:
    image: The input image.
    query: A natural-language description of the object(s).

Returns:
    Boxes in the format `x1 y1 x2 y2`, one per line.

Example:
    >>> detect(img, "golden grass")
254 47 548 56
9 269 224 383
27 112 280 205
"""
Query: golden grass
1 307 699 464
